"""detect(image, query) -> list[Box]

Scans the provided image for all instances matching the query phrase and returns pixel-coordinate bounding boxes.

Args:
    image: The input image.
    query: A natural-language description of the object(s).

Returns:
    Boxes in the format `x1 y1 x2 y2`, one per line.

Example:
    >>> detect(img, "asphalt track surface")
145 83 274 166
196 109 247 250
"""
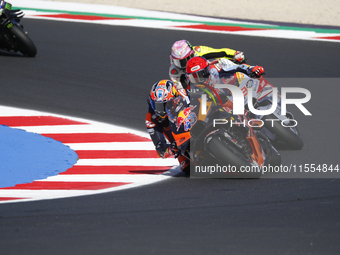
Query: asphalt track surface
1 19 340 254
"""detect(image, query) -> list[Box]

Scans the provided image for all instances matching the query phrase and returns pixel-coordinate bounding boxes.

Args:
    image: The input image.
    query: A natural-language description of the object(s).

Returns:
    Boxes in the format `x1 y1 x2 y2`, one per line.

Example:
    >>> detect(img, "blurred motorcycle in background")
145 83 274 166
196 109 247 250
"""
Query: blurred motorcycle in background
0 1 37 57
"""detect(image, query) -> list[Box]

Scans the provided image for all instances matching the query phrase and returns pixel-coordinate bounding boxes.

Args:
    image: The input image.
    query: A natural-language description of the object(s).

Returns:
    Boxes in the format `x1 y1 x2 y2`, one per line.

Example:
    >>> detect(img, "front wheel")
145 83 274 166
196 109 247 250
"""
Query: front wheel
207 135 262 178
262 114 303 150
8 24 37 57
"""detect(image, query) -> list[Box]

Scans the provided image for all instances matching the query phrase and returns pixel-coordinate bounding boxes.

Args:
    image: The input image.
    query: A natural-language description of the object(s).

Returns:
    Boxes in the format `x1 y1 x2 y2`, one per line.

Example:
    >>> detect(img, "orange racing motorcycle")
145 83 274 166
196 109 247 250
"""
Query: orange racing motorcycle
166 83 281 178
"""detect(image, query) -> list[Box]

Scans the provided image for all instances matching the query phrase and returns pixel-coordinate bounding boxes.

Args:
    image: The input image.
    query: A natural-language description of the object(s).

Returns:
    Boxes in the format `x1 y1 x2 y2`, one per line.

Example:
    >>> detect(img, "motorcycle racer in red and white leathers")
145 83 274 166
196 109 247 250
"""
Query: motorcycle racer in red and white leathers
145 79 190 173
169 39 246 94
186 56 265 109
186 56 264 87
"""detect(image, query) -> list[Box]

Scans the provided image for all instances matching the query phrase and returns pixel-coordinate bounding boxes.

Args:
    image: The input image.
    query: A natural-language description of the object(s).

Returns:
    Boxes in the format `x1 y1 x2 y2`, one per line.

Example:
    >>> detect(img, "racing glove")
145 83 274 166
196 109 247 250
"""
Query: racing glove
232 51 246 64
249 65 265 78
156 142 175 158
170 141 180 157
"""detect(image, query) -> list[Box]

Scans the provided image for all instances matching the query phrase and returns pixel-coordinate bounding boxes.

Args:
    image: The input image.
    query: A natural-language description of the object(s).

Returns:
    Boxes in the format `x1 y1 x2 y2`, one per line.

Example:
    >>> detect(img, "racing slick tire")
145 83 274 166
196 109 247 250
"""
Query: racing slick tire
263 114 303 150
207 135 262 178
8 24 37 57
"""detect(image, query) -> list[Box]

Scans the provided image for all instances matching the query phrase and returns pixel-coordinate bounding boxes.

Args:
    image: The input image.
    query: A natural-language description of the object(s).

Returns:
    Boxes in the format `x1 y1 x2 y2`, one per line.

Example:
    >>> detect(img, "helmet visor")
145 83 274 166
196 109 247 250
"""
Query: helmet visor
152 101 167 116
187 68 210 84
172 53 194 68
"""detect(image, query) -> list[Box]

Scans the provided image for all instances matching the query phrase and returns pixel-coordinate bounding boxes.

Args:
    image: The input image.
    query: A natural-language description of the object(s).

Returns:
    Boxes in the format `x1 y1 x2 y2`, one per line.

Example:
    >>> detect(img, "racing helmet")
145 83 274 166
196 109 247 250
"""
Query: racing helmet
186 56 210 84
150 80 177 117
170 40 195 69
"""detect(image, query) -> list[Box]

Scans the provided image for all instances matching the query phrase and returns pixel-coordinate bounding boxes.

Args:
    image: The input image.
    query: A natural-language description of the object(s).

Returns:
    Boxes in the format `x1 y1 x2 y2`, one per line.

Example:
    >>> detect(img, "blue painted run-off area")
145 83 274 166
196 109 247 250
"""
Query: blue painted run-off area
0 125 78 188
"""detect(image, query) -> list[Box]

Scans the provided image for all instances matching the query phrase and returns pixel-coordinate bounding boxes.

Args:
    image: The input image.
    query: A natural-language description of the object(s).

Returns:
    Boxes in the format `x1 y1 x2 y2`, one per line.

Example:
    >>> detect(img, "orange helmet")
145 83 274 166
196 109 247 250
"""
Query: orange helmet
186 56 210 84
150 80 177 117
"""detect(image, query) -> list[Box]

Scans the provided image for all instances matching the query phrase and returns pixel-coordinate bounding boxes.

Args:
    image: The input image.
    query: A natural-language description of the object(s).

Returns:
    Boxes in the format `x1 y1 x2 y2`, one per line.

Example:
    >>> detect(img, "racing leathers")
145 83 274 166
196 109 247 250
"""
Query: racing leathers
187 57 266 110
205 58 265 86
145 97 190 173
194 45 245 63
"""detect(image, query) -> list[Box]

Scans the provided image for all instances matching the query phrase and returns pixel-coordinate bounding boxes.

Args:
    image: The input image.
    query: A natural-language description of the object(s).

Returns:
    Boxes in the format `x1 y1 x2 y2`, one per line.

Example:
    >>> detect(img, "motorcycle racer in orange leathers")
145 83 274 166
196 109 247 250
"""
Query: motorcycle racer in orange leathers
145 79 190 173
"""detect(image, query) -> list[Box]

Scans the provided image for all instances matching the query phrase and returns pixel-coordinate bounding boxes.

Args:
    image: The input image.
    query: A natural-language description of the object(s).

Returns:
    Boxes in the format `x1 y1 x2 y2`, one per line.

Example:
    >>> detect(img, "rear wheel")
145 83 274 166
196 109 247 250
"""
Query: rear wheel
207 135 262 178
8 24 37 57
